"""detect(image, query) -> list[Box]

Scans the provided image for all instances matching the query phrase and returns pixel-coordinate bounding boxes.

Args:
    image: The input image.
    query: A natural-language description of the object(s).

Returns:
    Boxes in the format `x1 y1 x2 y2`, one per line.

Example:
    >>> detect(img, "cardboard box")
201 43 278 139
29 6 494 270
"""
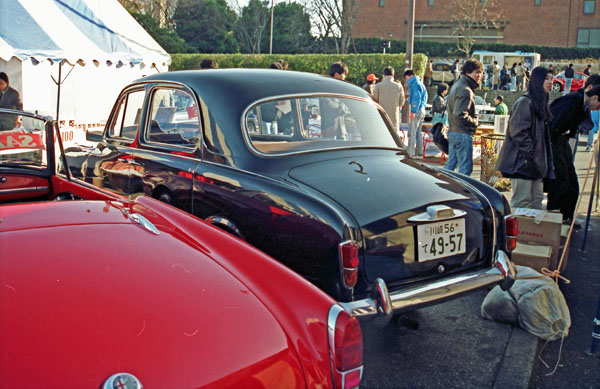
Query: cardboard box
511 242 553 272
513 208 562 270
513 208 562 246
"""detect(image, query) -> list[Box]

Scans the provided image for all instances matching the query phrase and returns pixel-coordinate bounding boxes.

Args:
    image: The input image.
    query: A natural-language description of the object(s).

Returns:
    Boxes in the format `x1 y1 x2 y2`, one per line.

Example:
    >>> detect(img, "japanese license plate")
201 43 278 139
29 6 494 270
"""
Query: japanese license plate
417 219 466 262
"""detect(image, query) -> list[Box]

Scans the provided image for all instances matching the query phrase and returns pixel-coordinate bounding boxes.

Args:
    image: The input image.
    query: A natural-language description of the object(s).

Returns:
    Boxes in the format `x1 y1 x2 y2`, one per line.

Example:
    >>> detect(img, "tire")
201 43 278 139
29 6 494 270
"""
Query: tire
552 82 562 93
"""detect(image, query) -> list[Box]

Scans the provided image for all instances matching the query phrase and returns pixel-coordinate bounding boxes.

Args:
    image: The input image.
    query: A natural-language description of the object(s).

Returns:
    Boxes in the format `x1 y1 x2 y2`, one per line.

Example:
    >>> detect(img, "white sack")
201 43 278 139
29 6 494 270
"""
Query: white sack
481 265 570 341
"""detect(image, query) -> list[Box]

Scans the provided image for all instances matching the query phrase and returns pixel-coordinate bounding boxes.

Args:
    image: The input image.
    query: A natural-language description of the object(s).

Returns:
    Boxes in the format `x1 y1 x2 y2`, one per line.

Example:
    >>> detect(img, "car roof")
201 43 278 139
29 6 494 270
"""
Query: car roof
138 69 370 108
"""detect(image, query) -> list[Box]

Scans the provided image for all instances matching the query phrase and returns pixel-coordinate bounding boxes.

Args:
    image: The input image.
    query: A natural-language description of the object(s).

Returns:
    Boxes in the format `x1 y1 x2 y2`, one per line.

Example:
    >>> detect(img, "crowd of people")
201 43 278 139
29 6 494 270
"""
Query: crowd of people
341 58 600 228
3 57 599 229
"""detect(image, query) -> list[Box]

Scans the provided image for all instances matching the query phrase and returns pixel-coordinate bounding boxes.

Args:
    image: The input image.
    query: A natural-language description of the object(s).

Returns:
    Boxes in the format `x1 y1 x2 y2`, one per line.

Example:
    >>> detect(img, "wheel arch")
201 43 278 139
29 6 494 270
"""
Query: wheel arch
205 215 245 240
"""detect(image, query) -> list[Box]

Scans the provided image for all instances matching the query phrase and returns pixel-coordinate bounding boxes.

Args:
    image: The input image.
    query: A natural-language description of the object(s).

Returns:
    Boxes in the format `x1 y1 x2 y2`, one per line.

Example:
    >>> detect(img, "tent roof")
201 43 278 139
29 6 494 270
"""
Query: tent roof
0 0 171 67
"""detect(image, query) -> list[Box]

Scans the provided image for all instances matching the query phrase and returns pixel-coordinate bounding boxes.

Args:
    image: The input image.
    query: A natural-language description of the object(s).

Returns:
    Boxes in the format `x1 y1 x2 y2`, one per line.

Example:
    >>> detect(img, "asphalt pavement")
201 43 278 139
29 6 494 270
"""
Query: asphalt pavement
360 143 600 388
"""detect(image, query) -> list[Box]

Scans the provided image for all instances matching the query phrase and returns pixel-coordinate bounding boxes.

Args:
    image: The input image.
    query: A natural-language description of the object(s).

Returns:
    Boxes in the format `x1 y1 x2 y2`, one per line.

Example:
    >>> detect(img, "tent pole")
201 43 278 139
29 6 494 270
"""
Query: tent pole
55 61 62 123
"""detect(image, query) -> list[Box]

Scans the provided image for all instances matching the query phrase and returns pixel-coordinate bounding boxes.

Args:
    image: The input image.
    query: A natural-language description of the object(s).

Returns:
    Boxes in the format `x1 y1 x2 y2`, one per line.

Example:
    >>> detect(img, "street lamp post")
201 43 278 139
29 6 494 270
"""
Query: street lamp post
420 24 427 41
269 0 274 55
406 0 415 70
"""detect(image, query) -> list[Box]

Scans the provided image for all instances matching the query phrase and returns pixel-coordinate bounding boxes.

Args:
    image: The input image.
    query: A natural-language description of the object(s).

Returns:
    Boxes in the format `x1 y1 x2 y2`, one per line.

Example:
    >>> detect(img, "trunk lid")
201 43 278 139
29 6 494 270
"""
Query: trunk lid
288 152 493 286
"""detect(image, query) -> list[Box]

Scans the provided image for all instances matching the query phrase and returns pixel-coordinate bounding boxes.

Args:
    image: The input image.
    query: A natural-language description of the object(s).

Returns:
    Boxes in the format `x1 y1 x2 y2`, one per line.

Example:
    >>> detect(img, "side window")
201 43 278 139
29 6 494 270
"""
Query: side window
107 90 145 141
146 88 200 147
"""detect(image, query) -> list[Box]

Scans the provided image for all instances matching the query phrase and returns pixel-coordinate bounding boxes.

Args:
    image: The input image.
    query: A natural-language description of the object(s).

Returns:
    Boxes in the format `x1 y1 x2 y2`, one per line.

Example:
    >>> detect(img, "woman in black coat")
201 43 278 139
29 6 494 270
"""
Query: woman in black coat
495 67 554 210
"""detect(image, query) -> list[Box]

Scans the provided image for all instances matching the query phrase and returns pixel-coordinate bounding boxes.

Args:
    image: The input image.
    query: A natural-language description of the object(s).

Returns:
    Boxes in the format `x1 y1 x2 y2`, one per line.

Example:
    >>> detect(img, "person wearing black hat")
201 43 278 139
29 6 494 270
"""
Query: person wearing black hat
0 72 23 130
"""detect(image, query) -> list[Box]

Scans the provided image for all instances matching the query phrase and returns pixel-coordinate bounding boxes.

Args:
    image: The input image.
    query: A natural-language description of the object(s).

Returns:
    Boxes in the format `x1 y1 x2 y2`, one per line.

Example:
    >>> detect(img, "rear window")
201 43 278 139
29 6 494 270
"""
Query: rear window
245 95 401 155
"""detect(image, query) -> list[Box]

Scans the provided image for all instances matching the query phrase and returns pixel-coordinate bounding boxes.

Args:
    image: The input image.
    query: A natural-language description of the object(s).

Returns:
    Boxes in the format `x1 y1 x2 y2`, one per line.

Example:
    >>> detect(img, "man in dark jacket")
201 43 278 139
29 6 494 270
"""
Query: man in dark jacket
444 59 483 175
563 64 574 95
546 76 600 225
0 72 23 130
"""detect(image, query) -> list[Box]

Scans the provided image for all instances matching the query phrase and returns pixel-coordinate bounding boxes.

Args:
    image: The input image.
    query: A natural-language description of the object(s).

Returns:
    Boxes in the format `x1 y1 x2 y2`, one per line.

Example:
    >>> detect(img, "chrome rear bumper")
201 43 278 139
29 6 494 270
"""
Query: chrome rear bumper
339 250 516 327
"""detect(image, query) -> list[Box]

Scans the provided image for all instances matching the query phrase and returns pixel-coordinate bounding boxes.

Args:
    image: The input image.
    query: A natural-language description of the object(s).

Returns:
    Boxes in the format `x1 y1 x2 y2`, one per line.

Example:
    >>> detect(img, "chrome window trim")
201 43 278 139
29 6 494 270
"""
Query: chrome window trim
141 85 202 151
105 87 146 144
241 93 401 158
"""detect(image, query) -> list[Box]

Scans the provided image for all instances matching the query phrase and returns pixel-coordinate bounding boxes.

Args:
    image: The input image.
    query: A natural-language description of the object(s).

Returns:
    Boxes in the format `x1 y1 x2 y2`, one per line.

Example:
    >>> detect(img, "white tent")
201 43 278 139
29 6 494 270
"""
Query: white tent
0 0 171 125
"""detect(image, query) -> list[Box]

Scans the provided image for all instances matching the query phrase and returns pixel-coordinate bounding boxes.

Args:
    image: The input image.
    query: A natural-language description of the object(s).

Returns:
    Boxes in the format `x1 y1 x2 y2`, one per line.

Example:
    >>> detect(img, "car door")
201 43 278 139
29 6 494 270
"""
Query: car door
574 72 586 91
123 85 201 214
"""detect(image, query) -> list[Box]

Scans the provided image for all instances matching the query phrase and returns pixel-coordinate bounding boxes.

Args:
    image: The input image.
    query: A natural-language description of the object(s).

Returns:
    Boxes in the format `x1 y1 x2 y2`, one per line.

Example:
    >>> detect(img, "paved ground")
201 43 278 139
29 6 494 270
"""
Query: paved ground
530 145 600 388
360 143 600 388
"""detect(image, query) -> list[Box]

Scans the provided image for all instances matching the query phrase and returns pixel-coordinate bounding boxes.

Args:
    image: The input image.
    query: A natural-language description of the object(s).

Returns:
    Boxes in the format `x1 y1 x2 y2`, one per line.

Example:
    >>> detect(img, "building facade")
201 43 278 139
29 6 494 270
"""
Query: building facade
352 0 600 48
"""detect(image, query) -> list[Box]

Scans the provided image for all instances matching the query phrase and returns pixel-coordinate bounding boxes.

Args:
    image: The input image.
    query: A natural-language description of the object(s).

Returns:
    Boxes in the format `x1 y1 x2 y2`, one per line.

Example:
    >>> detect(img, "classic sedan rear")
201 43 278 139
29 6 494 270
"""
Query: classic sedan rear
68 69 516 327
0 110 363 388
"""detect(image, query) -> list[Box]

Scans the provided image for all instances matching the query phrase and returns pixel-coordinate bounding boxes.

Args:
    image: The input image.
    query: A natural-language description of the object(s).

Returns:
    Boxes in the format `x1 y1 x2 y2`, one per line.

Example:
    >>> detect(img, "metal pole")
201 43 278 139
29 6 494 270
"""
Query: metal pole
585 288 600 357
55 61 62 123
269 0 274 55
581 145 599 250
419 24 427 41
406 0 415 70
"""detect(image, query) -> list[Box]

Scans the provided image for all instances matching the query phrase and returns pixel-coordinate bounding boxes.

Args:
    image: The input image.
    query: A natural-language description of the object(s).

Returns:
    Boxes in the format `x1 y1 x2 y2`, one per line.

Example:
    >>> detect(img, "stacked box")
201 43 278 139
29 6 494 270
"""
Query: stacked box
511 243 553 272
512 208 564 271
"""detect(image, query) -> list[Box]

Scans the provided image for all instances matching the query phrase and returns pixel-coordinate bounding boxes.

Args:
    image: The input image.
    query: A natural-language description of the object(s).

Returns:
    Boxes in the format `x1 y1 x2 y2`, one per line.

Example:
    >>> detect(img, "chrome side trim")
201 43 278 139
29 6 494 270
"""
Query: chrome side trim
0 186 48 194
340 251 514 321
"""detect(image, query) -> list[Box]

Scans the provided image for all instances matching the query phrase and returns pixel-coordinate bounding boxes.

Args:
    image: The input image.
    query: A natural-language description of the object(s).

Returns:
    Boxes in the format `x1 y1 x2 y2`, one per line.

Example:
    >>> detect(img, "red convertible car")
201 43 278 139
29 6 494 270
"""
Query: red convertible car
0 109 363 388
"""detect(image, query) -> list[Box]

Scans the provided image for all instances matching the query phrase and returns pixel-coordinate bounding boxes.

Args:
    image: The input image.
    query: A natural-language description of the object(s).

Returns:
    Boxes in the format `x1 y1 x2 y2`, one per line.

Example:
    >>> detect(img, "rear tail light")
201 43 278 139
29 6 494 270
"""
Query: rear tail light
328 305 363 389
505 215 518 251
339 241 359 288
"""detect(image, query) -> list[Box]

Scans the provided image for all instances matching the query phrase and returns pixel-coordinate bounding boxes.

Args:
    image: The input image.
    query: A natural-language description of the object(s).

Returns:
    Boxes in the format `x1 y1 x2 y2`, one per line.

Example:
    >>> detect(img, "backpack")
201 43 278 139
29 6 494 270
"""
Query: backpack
430 121 449 154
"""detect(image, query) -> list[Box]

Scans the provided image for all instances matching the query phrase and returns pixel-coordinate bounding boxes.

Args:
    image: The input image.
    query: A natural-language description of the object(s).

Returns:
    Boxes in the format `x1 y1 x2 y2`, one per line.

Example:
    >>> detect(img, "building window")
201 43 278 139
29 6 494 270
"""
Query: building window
534 0 541 5
379 0 384 7
428 0 434 6
584 0 596 13
577 28 600 47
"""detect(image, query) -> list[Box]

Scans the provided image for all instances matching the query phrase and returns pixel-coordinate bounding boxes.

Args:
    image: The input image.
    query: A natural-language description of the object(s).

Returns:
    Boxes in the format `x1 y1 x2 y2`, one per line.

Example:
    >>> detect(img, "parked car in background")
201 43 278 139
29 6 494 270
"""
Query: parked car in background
431 61 455 84
474 96 496 123
0 109 363 388
68 69 517 328
552 70 588 93
425 95 495 123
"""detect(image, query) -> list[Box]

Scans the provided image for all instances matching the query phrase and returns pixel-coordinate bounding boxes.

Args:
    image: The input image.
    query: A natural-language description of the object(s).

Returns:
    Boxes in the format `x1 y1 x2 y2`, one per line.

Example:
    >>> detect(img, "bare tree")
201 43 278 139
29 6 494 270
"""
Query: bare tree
231 0 271 53
118 0 177 28
448 0 504 58
302 0 364 54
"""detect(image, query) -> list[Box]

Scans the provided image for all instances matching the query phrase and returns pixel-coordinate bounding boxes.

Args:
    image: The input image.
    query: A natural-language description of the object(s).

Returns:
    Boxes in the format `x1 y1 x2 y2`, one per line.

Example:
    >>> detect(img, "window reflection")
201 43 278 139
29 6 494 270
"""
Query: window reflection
246 95 400 155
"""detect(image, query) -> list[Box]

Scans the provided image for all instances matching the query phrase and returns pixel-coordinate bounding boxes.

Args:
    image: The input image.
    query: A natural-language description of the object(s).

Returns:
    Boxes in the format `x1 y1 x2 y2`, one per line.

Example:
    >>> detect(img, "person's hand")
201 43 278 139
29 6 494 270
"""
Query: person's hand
410 112 415 120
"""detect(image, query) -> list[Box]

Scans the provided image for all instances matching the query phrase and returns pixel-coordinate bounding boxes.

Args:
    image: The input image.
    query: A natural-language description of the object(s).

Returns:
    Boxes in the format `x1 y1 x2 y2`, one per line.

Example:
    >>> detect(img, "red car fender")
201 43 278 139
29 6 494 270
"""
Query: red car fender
135 196 339 388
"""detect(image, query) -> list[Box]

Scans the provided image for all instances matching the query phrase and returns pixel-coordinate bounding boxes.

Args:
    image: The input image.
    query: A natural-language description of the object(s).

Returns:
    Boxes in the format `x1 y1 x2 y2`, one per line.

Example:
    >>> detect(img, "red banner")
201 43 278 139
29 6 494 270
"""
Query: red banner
0 132 45 151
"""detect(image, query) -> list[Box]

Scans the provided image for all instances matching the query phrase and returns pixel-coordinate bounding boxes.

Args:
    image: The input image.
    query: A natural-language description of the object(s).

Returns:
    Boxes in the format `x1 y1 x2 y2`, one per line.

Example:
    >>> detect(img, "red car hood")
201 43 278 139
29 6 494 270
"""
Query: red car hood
0 200 306 388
